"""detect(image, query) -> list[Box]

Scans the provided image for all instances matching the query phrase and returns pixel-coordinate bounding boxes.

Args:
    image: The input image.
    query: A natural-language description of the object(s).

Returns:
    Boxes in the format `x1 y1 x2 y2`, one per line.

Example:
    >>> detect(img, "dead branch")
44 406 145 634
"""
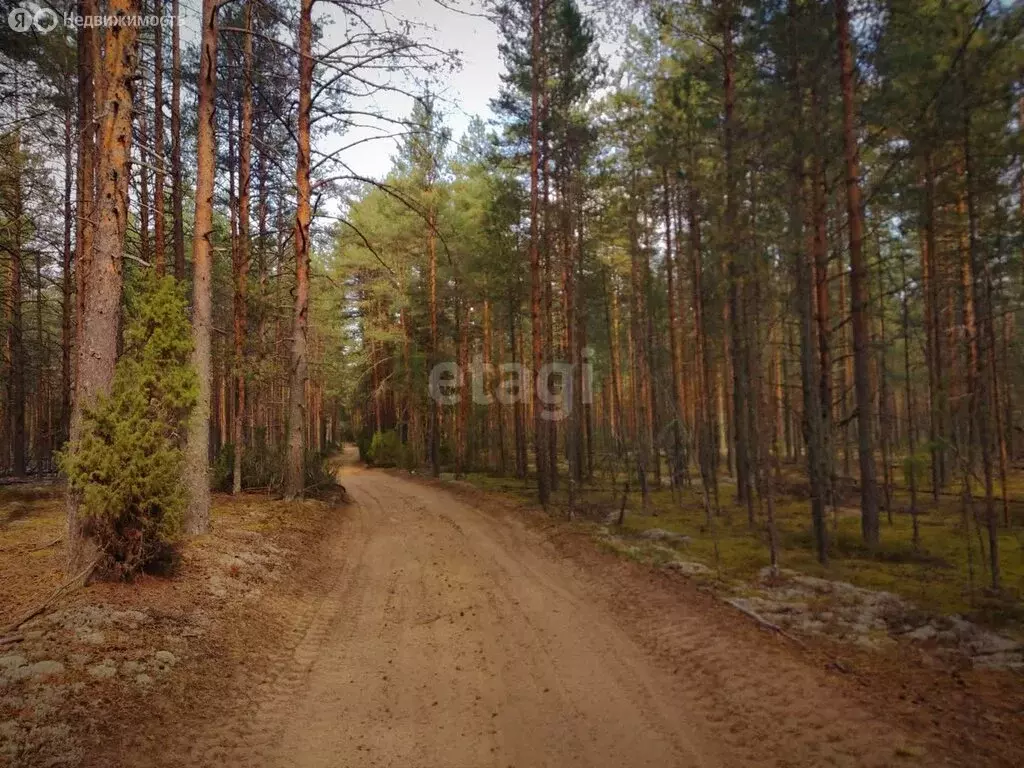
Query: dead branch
30 536 63 553
0 558 98 637
725 597 807 649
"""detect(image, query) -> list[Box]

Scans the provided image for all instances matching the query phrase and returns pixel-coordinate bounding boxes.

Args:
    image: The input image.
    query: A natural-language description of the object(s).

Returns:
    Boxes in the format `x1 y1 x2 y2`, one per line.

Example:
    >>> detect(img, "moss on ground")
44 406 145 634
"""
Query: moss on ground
452 468 1024 630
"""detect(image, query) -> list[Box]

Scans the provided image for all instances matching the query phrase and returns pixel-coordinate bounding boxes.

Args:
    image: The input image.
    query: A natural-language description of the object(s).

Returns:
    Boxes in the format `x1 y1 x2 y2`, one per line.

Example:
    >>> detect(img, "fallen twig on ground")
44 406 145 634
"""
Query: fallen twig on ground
0 557 98 636
725 597 807 649
30 536 63 553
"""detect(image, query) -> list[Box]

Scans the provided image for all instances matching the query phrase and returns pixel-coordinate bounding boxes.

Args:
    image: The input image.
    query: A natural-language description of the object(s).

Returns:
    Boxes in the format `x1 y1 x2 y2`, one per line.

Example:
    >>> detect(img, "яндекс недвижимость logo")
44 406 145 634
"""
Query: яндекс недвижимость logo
8 2 173 34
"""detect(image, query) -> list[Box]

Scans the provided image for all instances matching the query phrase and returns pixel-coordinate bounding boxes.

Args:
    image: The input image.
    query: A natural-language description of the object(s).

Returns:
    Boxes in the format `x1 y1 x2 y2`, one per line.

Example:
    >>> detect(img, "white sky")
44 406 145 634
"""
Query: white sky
166 0 501 181
317 0 502 181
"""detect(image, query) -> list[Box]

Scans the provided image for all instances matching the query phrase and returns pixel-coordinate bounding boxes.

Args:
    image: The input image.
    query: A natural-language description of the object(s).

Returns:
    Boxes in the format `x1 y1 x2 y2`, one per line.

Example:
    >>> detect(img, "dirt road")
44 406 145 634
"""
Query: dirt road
193 457 935 768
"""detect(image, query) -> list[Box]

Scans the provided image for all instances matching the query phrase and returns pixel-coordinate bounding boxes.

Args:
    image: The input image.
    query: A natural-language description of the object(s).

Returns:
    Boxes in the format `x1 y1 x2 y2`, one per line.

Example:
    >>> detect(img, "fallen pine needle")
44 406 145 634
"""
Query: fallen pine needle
0 557 98 637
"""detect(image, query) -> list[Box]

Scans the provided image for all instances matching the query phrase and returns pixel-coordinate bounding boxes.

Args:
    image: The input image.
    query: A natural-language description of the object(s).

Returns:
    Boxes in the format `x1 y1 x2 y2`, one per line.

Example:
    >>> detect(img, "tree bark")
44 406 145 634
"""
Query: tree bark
529 0 549 507
137 88 151 266
171 0 185 279
687 144 718 523
7 123 25 478
61 60 74 447
810 86 834 521
428 178 440 478
900 249 920 547
153 0 165 274
67 0 141 568
722 0 751 515
75 0 97 366
232 0 254 495
919 154 944 501
628 185 651 514
184 0 219 529
456 300 470 478
963 104 999 590
836 0 879 546
284 0 313 499
791 0 827 564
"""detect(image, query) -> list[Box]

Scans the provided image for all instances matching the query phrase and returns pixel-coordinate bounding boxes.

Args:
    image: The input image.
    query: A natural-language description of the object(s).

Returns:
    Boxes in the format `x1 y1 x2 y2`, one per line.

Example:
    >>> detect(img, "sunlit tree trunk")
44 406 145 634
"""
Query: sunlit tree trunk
284 0 313 499
68 0 141 568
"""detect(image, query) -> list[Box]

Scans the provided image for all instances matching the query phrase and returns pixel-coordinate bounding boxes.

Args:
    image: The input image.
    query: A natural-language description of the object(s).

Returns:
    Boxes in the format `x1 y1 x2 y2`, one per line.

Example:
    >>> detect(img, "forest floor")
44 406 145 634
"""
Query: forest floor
461 464 1024 630
2 451 1024 766
0 480 339 767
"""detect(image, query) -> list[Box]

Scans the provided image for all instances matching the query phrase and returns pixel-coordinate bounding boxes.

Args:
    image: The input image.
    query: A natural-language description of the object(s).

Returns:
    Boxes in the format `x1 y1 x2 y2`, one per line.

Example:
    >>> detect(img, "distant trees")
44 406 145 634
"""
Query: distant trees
0 0 452 571
0 0 1020 591
332 0 1022 591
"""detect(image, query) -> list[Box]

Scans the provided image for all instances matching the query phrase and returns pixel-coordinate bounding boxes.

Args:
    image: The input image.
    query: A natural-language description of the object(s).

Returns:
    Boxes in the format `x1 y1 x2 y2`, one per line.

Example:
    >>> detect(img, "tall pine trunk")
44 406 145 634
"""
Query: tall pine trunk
61 60 74 447
171 0 185 279
67 0 141 568
184 0 218 529
284 0 313 499
836 0 879 546
232 0 254 494
7 121 25 478
529 0 549 508
722 0 751 514
153 0 165 274
791 0 827 564
427 180 440 478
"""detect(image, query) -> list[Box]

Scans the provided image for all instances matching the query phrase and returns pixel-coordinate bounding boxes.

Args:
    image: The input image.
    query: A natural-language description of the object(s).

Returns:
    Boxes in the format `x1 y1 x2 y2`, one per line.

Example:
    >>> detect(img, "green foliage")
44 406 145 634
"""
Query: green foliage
355 430 373 464
366 430 409 468
60 276 197 577
213 438 337 498
304 449 338 494
212 436 286 493
212 444 238 492
902 450 929 490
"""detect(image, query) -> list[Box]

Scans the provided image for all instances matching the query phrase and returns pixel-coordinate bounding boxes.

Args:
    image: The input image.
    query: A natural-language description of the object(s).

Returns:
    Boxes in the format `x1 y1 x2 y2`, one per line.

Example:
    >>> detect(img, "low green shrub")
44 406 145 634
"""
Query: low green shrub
212 444 236 492
356 429 373 463
366 430 408 468
304 449 338 495
61 276 197 578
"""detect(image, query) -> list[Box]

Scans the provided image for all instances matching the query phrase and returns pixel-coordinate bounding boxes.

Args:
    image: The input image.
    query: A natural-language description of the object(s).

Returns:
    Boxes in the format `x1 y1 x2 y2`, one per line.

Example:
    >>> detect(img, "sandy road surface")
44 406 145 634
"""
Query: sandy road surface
195 455 934 768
